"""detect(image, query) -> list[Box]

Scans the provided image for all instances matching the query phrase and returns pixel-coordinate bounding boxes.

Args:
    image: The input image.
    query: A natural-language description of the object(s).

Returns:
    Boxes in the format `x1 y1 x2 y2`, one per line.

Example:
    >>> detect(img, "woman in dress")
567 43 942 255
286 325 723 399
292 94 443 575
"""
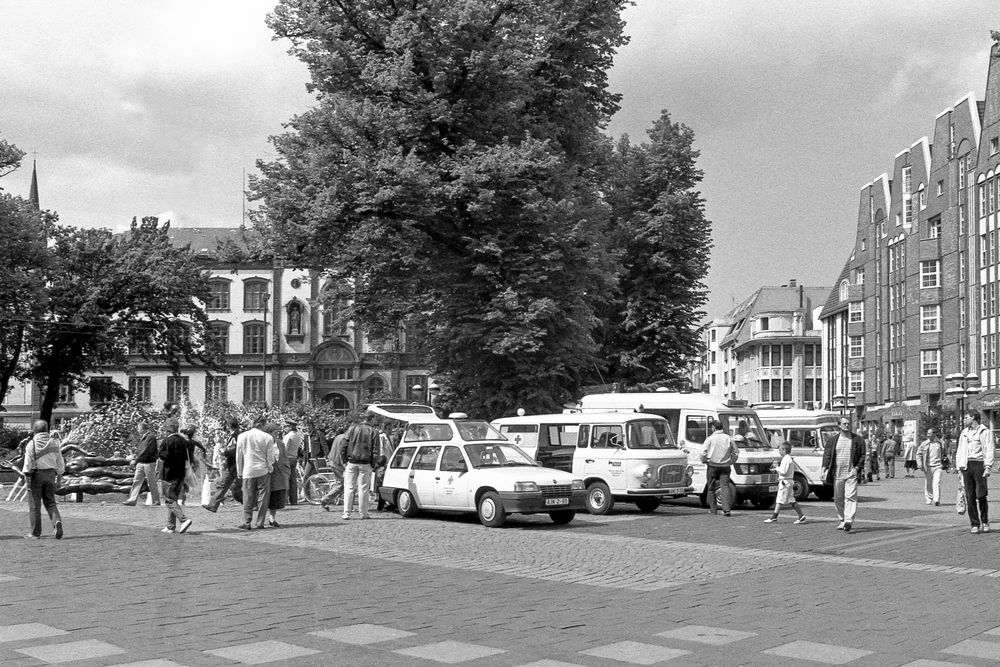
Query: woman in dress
265 422 289 527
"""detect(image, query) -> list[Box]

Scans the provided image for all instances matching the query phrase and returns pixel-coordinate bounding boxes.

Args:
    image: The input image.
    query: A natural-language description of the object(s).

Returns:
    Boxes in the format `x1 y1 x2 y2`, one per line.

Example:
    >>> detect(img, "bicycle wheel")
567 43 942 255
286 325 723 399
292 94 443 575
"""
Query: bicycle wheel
303 473 340 505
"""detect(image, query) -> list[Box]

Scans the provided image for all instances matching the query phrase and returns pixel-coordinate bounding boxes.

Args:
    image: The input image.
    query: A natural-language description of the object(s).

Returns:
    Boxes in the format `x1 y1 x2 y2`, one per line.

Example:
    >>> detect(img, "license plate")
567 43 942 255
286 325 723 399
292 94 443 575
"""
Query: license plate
768 485 778 492
545 497 569 506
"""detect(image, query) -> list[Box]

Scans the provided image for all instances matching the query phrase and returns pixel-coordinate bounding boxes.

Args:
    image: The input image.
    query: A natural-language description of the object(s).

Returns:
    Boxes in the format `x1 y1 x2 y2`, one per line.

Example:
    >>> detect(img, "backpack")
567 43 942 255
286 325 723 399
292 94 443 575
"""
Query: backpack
347 425 373 462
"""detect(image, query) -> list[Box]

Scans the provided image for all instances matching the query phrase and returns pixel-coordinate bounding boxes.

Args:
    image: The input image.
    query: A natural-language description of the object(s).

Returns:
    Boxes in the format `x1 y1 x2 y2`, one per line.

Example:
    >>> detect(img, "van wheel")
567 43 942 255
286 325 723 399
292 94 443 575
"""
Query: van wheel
477 491 507 528
396 490 419 518
586 482 614 515
634 498 660 513
792 474 810 502
549 510 576 525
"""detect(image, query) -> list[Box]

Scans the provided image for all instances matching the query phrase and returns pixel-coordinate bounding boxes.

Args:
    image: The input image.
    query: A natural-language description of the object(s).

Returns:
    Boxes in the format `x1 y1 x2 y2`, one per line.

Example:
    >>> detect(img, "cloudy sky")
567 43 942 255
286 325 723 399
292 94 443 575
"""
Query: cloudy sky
1 1 998 317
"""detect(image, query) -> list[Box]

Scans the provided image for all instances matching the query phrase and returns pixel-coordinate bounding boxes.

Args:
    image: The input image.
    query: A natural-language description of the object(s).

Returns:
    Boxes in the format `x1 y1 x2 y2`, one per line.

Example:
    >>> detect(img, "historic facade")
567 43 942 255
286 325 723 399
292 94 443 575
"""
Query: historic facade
695 282 829 408
3 227 432 427
820 34 1000 439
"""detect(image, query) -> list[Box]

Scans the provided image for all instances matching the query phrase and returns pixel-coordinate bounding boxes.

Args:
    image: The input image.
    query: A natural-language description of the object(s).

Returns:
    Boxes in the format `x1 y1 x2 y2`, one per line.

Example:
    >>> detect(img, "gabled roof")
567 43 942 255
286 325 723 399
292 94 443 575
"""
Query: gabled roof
819 261 852 319
719 285 831 348
165 227 257 256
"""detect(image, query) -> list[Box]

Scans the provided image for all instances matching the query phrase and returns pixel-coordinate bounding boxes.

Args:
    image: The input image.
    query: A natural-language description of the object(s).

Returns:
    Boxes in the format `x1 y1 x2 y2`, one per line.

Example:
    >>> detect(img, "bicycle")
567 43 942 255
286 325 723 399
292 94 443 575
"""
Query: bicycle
298 457 342 505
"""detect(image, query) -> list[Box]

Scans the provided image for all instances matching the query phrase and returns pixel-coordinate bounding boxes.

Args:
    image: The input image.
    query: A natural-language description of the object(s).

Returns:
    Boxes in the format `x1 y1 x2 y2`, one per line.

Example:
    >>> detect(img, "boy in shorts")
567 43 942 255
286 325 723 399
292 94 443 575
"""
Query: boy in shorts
764 441 806 524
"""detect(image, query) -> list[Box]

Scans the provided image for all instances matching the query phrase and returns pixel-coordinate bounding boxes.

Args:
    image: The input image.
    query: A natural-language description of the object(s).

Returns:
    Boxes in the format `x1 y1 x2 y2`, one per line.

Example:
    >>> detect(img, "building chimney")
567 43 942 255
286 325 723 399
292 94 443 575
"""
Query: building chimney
788 279 797 287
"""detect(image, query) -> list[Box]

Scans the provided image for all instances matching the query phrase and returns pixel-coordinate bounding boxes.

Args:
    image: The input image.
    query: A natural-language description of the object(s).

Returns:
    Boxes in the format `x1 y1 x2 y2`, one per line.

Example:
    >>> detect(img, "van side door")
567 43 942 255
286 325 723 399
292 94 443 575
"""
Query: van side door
586 424 627 491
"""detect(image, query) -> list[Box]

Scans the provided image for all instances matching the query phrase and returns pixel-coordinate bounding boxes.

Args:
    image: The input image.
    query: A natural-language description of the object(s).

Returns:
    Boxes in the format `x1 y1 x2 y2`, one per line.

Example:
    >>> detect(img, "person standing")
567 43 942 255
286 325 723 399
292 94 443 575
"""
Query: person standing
903 435 919 478
123 422 160 506
282 420 303 506
340 412 380 520
957 410 994 534
267 422 290 527
236 416 278 530
917 427 945 506
882 432 897 479
822 416 866 532
319 426 348 511
157 421 193 534
203 417 243 513
21 419 65 540
764 441 806 524
702 420 739 517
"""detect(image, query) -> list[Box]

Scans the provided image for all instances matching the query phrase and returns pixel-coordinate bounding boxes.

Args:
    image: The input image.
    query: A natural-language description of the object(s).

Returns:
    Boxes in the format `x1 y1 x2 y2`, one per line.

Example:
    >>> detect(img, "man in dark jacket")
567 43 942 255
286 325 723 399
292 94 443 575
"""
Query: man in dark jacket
157 421 192 534
821 416 866 532
123 422 160 506
339 413 379 520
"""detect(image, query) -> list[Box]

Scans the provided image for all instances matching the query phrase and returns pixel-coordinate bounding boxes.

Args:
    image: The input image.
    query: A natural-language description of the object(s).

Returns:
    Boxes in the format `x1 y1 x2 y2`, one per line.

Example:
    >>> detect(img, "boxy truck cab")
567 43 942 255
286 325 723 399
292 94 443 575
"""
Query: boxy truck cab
577 393 780 508
755 408 839 501
490 412 693 514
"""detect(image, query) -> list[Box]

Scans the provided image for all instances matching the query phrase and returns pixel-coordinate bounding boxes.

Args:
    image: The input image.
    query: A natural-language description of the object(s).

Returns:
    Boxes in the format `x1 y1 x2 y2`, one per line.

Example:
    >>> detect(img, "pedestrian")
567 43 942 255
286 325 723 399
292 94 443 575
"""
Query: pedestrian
179 425 207 504
917 427 944 506
236 416 278 530
701 419 739 517
122 421 160 506
203 417 243 513
821 415 865 532
882 432 897 479
21 419 64 540
340 412 380 520
265 422 288 527
867 433 880 482
903 435 918 477
157 421 193 534
956 410 994 534
319 426 347 511
282 420 303 506
764 441 806 524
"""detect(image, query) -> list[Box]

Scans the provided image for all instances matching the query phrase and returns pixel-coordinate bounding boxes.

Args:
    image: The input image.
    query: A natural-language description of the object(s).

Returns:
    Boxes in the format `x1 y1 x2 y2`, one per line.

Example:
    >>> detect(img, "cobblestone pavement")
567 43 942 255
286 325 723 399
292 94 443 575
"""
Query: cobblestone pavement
1 472 999 665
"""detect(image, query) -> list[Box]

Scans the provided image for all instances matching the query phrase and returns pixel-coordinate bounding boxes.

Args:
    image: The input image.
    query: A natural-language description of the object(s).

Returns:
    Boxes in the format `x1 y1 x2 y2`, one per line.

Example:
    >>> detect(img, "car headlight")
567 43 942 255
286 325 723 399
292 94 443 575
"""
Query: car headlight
571 479 585 490
514 481 539 493
639 465 653 480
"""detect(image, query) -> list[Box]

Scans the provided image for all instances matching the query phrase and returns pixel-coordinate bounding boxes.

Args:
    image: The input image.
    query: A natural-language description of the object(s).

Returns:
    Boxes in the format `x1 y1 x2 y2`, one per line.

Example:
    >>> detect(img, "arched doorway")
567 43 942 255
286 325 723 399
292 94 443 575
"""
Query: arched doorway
322 392 351 415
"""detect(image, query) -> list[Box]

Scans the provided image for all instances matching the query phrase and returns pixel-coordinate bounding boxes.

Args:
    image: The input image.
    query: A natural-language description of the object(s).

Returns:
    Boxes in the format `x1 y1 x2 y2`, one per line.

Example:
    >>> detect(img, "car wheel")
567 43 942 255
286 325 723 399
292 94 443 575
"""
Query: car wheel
477 491 507 528
549 510 576 525
792 474 810 502
634 497 660 513
396 490 419 518
586 482 614 515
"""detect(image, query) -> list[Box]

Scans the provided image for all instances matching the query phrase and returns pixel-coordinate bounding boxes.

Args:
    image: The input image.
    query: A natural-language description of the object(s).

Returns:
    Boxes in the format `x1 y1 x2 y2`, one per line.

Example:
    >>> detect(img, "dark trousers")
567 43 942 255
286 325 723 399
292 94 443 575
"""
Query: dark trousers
287 459 298 505
204 465 242 511
26 469 61 537
962 460 990 527
707 464 733 513
242 475 270 527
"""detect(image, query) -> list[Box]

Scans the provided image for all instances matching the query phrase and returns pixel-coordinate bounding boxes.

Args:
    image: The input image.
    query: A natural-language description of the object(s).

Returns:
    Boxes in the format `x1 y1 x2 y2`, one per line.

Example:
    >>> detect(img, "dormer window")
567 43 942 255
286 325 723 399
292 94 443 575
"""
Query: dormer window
839 280 849 301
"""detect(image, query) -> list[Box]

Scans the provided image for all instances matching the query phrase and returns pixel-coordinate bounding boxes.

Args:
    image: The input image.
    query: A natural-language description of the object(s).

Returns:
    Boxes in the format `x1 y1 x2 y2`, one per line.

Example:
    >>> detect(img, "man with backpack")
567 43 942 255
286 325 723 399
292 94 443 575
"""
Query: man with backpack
338 412 380 520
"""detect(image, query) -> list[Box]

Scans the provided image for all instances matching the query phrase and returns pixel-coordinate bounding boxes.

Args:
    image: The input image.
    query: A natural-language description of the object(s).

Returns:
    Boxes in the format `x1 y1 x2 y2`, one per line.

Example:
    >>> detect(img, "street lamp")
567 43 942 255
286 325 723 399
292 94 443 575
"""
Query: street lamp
831 393 853 430
411 379 440 406
945 372 981 436
261 292 270 405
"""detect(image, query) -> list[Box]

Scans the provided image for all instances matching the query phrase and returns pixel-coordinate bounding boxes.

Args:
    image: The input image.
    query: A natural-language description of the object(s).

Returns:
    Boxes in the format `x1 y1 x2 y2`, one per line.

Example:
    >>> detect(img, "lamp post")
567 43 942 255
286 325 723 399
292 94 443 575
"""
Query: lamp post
945 372 981 437
411 379 440 406
261 292 270 405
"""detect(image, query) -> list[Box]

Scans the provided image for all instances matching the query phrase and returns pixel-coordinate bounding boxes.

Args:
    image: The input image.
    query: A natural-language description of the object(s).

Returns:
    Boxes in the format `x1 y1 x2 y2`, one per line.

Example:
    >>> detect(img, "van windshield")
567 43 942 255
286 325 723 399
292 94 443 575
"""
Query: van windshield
626 420 675 449
722 414 770 450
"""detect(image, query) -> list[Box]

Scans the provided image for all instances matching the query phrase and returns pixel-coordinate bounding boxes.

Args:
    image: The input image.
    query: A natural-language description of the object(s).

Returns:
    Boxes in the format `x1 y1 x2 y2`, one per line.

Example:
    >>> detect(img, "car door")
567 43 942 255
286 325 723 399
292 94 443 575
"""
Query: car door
585 424 627 492
436 445 473 509
407 445 442 508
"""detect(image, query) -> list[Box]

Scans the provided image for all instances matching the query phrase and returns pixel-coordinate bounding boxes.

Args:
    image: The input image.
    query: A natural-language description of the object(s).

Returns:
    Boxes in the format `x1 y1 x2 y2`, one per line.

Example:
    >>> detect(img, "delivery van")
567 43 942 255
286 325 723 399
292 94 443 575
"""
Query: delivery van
490 412 693 514
577 393 779 508
756 408 839 501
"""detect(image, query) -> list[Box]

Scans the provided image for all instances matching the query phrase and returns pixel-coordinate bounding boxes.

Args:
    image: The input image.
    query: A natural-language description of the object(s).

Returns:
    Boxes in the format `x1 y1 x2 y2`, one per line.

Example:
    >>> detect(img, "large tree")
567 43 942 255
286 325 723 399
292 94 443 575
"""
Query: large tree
597 110 712 385
23 217 215 422
253 0 629 416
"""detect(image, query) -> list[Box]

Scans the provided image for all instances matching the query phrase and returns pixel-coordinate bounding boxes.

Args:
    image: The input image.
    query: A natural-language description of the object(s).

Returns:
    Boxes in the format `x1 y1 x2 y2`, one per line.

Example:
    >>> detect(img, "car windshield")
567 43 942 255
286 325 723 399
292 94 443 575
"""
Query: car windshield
454 420 506 441
464 443 537 468
626 419 675 449
723 414 770 450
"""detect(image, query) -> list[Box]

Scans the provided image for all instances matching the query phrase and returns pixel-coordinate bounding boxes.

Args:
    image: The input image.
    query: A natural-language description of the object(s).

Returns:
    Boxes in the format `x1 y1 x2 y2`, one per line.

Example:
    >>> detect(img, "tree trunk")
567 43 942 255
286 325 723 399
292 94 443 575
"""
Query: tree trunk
38 373 62 426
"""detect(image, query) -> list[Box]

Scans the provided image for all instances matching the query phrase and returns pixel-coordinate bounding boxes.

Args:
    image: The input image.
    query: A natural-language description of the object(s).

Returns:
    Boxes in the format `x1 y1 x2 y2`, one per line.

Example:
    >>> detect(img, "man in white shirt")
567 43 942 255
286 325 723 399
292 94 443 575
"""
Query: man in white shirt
702 420 739 516
957 410 995 534
237 416 279 530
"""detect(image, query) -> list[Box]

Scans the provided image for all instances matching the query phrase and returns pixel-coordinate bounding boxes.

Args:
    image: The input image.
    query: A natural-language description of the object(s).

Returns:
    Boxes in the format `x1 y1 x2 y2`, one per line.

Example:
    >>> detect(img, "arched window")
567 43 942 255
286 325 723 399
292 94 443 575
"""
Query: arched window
322 392 351 415
287 301 303 335
838 280 849 301
365 374 386 398
284 376 305 405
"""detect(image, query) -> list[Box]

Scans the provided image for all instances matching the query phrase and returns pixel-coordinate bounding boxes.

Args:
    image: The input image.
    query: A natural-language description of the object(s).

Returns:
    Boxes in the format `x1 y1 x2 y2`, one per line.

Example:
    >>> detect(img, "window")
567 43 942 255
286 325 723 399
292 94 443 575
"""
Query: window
683 416 711 444
960 296 967 328
759 317 769 331
710 329 717 342
88 377 115 405
959 155 967 189
861 238 867 251
205 323 229 355
895 212 901 227
920 349 941 377
919 260 940 288
959 204 967 235
365 374 387 398
928 216 941 239
128 376 151 403
991 177 997 214
848 335 864 358
936 180 944 196
243 323 266 355
804 378 822 404
166 376 189 403
855 268 864 285
206 376 228 402
56 383 74 404
207 280 230 311
992 137 999 156
804 344 820 367
920 305 941 332
243 376 265 403
322 298 349 336
919 188 927 210
849 370 864 393
411 446 441 470
318 367 354 381
284 376 305 404
849 302 863 323
287 301 303 335
711 351 716 363
980 182 987 218
902 166 912 194
440 446 468 473
839 280 849 300
243 280 269 311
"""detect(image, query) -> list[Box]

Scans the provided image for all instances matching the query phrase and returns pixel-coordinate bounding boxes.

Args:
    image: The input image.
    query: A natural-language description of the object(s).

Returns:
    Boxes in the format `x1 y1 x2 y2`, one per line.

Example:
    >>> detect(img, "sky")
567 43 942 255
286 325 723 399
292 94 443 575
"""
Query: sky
1 1 999 318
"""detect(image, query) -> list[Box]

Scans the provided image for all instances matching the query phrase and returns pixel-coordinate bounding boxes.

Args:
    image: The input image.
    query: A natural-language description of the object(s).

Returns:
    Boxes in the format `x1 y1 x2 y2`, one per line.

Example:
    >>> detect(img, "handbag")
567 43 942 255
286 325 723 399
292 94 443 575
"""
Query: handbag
183 446 198 490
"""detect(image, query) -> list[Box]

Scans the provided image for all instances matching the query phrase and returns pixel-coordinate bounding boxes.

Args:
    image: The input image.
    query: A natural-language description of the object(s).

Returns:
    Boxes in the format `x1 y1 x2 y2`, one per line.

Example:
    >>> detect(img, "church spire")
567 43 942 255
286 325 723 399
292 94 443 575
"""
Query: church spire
28 157 38 210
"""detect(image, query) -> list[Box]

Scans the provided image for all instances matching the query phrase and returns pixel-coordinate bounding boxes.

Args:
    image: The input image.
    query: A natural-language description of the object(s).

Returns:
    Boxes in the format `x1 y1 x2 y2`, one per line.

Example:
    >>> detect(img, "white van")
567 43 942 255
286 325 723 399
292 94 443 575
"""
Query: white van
756 408 839 501
578 393 779 508
490 412 693 514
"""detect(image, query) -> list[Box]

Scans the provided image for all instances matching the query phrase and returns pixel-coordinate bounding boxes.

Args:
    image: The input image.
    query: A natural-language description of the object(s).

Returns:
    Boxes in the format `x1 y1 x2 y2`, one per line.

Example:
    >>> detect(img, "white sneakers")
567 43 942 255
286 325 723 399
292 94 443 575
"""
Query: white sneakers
793 516 807 524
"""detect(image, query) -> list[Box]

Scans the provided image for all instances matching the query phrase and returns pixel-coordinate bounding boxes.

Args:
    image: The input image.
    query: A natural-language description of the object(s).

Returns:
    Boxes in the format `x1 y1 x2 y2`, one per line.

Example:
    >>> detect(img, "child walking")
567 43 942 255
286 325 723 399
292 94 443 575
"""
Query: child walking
764 441 806 524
